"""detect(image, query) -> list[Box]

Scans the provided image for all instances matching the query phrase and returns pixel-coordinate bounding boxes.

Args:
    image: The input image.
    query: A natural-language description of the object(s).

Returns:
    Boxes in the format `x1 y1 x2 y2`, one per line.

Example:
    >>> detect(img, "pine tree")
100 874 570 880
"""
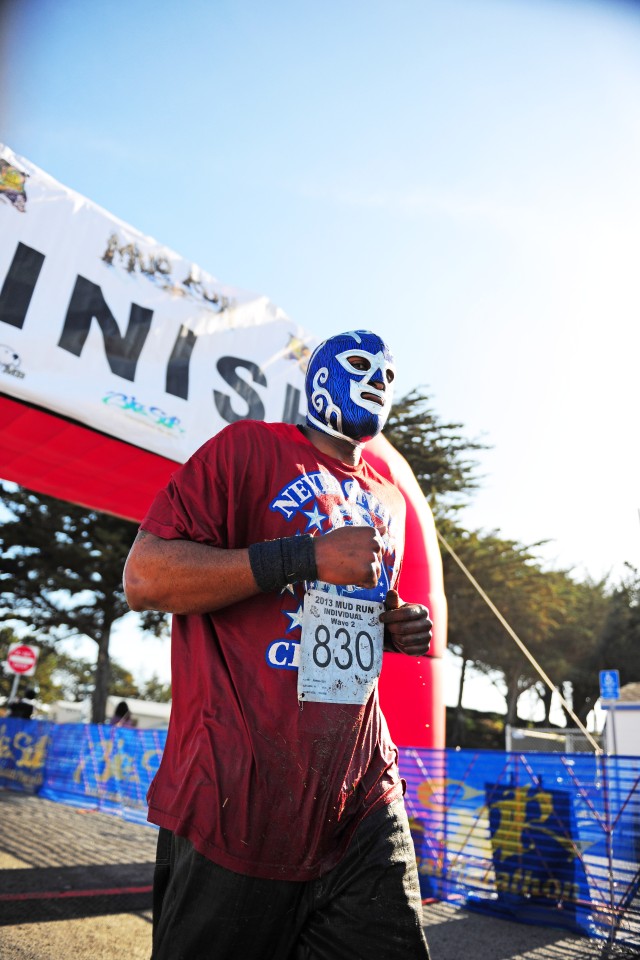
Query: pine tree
0 482 166 722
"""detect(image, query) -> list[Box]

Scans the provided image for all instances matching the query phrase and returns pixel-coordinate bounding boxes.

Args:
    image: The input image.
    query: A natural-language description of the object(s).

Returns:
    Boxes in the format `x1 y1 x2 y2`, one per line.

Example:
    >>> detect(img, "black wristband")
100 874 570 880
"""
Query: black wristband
249 535 318 593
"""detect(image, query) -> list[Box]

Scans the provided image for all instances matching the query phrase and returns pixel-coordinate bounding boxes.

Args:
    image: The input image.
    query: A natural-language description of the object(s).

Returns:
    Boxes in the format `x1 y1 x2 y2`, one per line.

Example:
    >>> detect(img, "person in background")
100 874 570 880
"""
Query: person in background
109 700 135 727
124 330 432 960
7 687 37 720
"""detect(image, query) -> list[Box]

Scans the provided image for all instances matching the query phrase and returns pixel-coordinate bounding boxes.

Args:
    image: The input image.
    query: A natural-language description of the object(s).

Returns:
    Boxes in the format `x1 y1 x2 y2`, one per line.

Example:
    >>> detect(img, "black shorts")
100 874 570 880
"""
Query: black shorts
152 798 430 960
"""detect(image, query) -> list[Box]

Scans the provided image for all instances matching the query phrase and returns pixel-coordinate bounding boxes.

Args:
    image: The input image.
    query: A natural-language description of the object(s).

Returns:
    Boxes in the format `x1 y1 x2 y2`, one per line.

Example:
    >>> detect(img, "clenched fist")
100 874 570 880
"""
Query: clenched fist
314 524 387 589
380 589 432 657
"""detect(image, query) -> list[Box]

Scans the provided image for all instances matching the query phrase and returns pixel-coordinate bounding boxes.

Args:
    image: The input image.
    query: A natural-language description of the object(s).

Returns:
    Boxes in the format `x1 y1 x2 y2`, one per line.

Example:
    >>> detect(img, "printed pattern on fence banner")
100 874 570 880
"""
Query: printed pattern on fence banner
0 718 52 793
0 718 166 824
399 747 640 943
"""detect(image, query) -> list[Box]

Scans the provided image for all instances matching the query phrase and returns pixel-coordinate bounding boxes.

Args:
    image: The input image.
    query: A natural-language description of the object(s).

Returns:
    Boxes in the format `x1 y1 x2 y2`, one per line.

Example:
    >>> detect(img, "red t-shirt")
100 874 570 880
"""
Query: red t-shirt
142 421 407 881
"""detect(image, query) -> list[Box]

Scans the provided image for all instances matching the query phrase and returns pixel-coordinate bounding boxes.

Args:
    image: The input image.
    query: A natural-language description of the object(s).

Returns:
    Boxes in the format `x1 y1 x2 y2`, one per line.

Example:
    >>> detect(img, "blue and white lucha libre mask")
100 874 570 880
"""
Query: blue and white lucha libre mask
305 330 396 444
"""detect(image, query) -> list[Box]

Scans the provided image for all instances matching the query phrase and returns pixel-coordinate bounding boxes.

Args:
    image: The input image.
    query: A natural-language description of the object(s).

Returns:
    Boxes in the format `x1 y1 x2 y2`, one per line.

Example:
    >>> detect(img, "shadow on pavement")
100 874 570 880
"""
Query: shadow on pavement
0 862 153 925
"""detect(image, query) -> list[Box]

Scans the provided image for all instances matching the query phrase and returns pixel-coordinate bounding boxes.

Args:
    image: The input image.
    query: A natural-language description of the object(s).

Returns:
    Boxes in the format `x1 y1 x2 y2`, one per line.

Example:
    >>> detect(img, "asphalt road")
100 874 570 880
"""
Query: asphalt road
0 789 615 960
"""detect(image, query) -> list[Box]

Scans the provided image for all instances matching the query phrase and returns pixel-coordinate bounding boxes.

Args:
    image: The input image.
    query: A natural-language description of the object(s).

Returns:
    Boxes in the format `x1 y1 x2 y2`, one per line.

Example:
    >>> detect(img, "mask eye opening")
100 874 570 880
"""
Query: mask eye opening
347 355 371 372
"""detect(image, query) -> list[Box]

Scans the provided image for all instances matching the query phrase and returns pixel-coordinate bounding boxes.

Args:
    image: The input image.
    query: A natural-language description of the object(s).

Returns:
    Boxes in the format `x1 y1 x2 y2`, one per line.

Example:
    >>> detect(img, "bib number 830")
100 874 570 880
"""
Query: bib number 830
312 625 375 672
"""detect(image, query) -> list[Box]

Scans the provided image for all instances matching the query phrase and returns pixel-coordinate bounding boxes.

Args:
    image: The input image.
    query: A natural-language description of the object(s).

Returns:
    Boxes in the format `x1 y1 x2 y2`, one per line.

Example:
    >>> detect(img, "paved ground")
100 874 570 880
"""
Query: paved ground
0 790 155 959
0 789 625 959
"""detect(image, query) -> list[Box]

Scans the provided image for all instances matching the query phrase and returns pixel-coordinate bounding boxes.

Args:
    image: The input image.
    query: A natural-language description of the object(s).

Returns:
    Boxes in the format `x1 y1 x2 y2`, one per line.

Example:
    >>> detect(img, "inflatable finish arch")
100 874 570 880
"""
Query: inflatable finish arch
0 144 447 747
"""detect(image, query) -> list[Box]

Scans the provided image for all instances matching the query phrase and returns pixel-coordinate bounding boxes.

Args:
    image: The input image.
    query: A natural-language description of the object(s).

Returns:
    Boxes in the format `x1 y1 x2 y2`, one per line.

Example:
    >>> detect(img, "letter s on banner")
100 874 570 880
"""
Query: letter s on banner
214 356 266 423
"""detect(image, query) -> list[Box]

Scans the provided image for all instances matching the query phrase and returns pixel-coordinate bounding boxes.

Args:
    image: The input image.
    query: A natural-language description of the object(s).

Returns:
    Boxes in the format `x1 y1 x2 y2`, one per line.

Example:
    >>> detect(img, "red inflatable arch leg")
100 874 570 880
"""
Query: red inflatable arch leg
364 434 448 749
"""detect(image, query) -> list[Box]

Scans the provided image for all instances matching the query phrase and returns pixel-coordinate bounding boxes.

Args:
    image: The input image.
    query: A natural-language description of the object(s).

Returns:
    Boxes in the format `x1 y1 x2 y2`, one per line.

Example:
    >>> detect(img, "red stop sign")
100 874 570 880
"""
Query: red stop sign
7 644 38 675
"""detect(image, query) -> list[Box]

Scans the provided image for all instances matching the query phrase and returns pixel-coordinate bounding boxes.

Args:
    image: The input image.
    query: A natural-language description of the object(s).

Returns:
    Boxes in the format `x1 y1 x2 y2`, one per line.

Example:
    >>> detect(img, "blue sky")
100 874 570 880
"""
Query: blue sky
2 0 640 711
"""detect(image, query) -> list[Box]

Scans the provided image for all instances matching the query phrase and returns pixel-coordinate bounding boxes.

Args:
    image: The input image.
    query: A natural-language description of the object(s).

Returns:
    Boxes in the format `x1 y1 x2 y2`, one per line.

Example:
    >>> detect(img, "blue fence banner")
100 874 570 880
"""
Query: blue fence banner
0 719 53 794
399 747 640 947
39 721 167 825
0 718 166 824
1 720 639 949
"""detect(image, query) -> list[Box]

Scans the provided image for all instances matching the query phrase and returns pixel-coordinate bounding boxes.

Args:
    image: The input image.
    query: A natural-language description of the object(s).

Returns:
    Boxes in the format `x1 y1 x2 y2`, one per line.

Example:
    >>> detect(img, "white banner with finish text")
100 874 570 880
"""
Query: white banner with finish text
0 144 315 463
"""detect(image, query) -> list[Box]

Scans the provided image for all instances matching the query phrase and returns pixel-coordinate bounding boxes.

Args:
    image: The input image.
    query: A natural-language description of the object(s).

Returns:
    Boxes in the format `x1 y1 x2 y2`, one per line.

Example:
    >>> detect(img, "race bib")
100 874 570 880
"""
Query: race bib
297 587 384 704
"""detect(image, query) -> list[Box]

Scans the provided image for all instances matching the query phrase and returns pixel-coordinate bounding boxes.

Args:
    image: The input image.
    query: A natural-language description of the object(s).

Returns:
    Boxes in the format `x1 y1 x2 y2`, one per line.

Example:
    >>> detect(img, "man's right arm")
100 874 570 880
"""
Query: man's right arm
123 525 385 616
123 529 260 615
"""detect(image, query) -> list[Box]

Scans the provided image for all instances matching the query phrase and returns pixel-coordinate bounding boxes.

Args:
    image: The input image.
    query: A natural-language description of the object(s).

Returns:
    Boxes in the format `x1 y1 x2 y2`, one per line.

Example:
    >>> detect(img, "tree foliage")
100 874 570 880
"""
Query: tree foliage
385 391 631 739
138 673 172 703
384 388 487 518
49 653 142 703
0 625 166 711
437 526 632 733
438 524 568 724
0 483 166 723
559 567 640 723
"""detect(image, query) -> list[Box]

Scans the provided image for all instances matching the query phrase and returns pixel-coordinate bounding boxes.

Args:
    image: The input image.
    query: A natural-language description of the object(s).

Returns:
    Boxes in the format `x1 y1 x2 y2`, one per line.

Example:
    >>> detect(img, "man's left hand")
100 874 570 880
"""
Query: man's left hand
380 589 432 656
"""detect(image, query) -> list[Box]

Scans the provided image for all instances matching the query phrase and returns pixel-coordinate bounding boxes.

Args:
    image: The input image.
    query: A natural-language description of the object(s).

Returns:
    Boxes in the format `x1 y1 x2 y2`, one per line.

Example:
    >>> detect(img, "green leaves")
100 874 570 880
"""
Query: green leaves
384 387 487 518
0 481 166 722
385 389 632 737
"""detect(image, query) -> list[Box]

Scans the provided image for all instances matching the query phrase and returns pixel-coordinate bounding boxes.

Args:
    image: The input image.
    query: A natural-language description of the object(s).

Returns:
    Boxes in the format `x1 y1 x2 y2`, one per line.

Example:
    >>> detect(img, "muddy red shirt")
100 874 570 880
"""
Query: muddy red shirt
142 421 407 881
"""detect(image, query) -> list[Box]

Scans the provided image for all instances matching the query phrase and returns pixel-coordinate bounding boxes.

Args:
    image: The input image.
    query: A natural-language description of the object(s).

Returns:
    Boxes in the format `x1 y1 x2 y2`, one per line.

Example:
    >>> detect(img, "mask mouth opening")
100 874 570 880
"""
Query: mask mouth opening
361 391 385 406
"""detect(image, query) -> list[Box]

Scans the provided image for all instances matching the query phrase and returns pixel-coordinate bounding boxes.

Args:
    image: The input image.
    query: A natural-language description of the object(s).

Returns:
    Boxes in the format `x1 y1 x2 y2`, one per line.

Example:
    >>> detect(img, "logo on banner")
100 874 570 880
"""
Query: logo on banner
0 158 28 212
102 391 186 436
0 345 25 379
101 232 237 314
284 334 312 372
485 783 594 914
0 722 49 791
